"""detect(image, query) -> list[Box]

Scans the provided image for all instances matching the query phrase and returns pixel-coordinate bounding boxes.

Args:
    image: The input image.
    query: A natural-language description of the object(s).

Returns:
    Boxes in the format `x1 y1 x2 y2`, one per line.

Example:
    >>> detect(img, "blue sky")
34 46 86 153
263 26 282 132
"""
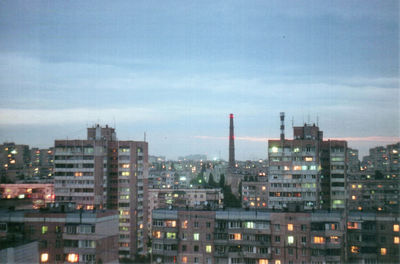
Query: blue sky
0 0 398 160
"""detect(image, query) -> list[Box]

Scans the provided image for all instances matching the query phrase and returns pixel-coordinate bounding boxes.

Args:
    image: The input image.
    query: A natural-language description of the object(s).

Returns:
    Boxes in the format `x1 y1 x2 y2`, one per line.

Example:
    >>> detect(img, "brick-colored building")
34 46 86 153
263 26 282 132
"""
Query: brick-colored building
0 208 119 264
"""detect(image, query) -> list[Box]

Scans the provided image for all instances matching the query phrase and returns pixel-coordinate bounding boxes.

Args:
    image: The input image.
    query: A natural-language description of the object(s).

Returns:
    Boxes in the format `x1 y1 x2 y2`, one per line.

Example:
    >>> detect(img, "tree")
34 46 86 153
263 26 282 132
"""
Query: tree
219 174 225 188
208 173 217 187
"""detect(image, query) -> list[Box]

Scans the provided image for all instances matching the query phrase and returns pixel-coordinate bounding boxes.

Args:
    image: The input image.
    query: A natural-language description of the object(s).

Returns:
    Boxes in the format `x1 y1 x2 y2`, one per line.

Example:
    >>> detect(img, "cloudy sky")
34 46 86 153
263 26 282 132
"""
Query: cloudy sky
0 0 398 160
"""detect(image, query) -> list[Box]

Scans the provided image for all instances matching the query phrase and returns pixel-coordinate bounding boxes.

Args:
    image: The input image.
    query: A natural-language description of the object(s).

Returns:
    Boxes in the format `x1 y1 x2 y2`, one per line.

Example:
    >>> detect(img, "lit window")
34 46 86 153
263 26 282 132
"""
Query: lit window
41 253 49 263
206 245 212 253
380 248 387 255
275 260 281 264
182 220 188 229
358 184 362 189
166 232 176 239
121 164 130 168
394 236 399 244
121 172 130 176
293 166 301 171
271 146 279 153
287 224 293 231
194 233 200 240
152 231 161 238
182 257 187 263
230 233 242 240
288 236 294 244
305 157 313 162
394 224 399 232
259 259 268 264
347 222 359 229
330 236 339 244
42 226 48 234
74 172 83 177
165 220 176 227
351 246 359 253
313 236 325 244
351 195 356 200
262 186 266 191
67 253 79 263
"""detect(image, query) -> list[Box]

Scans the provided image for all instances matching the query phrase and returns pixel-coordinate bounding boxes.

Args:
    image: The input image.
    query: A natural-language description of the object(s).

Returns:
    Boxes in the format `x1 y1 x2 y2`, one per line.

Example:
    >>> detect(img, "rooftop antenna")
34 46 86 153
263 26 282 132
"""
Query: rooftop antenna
317 115 319 127
144 132 146 142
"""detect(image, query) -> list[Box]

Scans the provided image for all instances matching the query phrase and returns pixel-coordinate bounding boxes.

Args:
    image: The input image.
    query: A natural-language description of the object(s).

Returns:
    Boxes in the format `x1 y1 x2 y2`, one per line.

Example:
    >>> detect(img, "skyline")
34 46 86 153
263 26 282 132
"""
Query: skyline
0 0 399 160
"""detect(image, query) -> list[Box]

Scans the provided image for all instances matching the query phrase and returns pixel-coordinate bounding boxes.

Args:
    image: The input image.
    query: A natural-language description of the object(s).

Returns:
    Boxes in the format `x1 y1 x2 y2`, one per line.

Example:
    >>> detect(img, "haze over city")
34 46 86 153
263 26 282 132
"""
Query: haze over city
0 0 398 160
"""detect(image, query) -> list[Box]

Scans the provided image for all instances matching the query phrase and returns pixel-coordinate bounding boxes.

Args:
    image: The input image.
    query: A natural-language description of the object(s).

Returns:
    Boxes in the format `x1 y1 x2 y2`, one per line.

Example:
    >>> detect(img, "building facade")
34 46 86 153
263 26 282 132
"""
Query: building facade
53 125 149 259
152 208 400 264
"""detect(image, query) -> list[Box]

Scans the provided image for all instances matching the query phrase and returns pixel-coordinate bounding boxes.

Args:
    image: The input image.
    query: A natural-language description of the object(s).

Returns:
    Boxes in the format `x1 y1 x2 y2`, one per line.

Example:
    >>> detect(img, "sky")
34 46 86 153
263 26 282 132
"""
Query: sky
0 0 399 160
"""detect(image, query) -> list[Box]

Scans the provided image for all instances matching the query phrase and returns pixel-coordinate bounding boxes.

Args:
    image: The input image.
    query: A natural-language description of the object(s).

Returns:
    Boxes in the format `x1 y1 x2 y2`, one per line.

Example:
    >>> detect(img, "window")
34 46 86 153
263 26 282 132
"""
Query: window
206 245 212 253
42 226 48 234
194 245 199 252
275 261 281 264
182 245 187 251
288 236 294 244
380 248 387 255
301 224 307 231
206 222 211 228
259 259 268 264
313 236 325 244
182 220 188 229
67 253 79 263
244 221 255 229
288 248 294 255
206 233 211 240
274 224 280 231
351 246 359 253
166 232 176 239
194 221 199 228
194 233 200 240
347 222 360 229
394 224 399 232
152 231 161 238
275 236 280 243
165 220 176 227
287 224 293 231
230 233 242 240
301 236 307 243
40 253 49 263
182 257 187 263
394 236 399 244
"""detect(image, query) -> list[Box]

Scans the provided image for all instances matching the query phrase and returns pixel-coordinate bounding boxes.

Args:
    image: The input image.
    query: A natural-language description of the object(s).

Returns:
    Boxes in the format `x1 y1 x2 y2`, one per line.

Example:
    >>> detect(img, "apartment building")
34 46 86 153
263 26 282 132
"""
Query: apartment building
151 208 399 264
0 207 119 264
53 124 149 259
268 122 347 210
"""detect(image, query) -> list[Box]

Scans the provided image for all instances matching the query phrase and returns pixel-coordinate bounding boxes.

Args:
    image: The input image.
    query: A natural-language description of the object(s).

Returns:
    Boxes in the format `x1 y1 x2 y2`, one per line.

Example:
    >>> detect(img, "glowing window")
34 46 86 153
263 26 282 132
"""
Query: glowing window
166 232 176 239
121 164 130 169
165 220 176 227
330 236 340 244
287 224 293 231
194 233 200 240
313 236 325 244
262 186 266 191
351 195 356 200
271 146 279 153
42 226 48 234
293 166 301 171
351 184 356 189
347 222 359 229
182 220 188 229
259 260 268 264
380 248 387 255
288 236 294 244
293 148 300 153
394 236 399 244
41 253 49 263
121 172 130 176
394 224 399 232
305 157 313 162
230 233 242 240
244 222 255 229
182 257 187 263
152 231 161 238
74 172 83 177
67 253 79 263
206 245 212 253
351 246 359 253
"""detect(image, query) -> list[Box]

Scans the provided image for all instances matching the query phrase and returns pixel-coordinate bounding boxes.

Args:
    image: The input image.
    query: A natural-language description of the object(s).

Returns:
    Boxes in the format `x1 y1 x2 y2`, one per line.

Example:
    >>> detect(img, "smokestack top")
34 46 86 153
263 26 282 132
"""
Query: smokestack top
230 113 234 119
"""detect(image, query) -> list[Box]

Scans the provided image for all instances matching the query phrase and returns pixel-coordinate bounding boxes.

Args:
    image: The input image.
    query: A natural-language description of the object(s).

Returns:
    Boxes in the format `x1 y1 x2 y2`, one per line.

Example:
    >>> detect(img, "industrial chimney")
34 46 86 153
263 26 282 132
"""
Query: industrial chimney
229 113 235 168
280 112 285 141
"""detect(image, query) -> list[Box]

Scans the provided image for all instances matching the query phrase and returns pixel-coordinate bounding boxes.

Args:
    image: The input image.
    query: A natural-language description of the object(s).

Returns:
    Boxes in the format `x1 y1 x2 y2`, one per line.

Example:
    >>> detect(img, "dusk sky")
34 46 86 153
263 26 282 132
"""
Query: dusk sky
0 0 398 160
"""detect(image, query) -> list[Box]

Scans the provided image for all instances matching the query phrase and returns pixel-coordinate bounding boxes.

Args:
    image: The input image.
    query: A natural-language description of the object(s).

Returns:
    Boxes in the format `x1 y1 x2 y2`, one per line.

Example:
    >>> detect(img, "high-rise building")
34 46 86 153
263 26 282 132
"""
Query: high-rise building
53 124 149 259
268 113 347 210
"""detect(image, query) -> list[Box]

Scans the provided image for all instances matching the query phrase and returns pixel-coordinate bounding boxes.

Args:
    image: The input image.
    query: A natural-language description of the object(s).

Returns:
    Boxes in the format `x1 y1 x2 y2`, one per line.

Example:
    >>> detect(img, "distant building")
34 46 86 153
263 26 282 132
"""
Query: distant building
0 207 119 264
0 143 30 182
0 183 54 209
347 171 399 213
361 142 399 173
53 124 149 259
0 241 38 264
347 148 360 173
